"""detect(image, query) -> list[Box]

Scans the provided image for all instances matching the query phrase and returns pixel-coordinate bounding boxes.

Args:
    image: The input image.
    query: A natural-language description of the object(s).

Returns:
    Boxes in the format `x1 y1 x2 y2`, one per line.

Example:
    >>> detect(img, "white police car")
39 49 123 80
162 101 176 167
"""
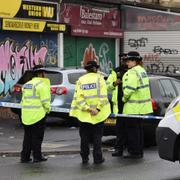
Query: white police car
156 95 180 162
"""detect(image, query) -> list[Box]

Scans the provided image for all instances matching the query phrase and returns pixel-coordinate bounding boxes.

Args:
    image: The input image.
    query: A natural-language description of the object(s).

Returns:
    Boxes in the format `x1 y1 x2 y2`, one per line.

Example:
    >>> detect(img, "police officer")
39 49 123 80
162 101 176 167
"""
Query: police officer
69 60 111 164
122 51 153 159
20 65 51 163
106 54 128 157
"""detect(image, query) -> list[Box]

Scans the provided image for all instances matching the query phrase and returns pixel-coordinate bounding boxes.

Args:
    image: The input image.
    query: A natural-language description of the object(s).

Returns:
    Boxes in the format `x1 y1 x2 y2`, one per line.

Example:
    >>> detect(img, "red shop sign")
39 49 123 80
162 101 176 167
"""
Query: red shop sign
60 3 123 38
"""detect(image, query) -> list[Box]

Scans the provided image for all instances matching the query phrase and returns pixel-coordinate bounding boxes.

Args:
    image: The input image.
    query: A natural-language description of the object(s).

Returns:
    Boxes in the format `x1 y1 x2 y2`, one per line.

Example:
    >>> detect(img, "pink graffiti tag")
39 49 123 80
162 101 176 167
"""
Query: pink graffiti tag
0 40 47 96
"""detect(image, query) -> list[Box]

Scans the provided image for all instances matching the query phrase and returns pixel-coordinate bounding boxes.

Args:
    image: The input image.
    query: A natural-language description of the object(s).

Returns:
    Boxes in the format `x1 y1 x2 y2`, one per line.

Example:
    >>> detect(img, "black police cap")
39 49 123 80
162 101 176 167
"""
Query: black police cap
84 60 100 70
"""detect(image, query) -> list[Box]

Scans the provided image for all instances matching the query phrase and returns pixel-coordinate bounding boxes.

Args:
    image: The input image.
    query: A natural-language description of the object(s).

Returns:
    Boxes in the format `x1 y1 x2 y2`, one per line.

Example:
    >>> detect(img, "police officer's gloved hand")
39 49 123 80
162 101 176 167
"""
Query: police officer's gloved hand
88 108 99 116
113 79 121 86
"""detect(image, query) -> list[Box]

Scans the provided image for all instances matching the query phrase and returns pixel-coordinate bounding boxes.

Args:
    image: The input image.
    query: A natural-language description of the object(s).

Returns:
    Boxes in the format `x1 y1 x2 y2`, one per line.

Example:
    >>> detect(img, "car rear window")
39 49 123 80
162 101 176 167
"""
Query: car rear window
45 72 62 85
68 72 86 84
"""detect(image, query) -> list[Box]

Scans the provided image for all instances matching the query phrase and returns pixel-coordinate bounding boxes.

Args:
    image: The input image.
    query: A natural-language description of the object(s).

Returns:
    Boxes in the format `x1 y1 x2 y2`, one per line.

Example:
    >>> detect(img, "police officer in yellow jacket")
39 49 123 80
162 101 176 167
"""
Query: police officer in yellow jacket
106 54 128 157
20 65 51 163
122 51 153 159
69 60 111 164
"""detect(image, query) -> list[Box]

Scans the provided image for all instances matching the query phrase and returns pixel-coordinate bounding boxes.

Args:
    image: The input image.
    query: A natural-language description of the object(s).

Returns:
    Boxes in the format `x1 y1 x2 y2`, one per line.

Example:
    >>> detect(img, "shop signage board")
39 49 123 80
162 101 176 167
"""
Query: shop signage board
0 0 59 22
2 18 67 33
60 3 123 38
124 5 180 31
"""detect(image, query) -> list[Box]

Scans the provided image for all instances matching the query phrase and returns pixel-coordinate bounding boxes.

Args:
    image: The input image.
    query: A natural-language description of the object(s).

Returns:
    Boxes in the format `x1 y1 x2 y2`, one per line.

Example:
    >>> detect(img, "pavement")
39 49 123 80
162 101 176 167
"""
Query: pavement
0 110 112 157
0 116 80 157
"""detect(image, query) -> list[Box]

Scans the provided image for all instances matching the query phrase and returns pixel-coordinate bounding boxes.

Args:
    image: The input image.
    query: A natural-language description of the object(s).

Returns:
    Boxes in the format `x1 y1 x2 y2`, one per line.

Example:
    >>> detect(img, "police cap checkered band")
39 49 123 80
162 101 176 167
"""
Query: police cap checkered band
123 51 142 61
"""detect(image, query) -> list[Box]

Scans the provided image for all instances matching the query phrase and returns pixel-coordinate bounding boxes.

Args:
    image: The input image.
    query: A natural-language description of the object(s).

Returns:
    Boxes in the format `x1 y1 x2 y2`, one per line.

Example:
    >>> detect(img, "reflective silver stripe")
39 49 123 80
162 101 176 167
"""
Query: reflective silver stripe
22 105 42 109
84 95 107 99
123 84 149 91
77 100 86 106
24 96 39 99
97 76 100 96
82 107 86 111
33 80 43 96
41 99 50 103
23 80 43 99
137 84 149 89
71 100 110 111
123 86 136 91
127 99 151 104
70 106 78 110
133 69 143 86
89 105 97 108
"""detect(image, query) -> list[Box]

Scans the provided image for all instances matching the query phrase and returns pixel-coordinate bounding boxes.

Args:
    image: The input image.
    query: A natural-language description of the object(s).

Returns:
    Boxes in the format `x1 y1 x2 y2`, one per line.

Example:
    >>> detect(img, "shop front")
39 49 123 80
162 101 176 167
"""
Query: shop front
60 3 123 74
122 5 180 74
0 0 67 97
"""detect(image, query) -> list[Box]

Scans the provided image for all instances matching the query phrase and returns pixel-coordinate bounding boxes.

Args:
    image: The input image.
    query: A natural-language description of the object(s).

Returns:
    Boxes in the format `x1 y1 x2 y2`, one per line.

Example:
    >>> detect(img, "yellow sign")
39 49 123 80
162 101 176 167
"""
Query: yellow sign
0 0 22 18
22 4 55 19
3 19 46 32
47 23 66 32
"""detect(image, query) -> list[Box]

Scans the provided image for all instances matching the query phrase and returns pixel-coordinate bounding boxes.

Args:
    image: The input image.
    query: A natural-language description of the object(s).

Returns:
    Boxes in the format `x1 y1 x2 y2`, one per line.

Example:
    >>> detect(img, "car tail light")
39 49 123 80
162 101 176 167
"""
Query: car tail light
51 87 68 95
151 98 158 111
13 85 22 93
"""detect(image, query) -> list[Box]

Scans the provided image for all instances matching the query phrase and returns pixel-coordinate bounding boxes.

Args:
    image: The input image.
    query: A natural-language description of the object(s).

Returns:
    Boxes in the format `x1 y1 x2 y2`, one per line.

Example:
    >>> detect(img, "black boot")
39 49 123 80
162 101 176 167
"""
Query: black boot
112 150 123 157
94 157 105 164
82 157 89 165
33 155 48 163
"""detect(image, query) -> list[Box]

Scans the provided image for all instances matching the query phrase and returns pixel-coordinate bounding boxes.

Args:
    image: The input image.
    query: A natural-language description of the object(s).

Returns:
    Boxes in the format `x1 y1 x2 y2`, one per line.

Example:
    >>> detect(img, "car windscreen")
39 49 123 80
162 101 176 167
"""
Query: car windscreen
45 72 62 85
68 72 86 84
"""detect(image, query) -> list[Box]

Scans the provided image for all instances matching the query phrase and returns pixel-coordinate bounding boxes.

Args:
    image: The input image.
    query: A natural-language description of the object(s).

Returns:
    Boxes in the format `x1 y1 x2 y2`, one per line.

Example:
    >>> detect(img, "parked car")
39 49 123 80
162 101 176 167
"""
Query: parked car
104 75 180 144
156 95 180 162
0 67 108 122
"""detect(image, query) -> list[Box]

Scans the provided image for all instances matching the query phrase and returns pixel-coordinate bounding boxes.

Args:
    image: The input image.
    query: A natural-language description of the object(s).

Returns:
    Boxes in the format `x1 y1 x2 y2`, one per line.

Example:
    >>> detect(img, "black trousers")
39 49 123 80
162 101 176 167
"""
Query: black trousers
125 118 144 155
21 118 46 160
79 122 104 162
114 117 127 152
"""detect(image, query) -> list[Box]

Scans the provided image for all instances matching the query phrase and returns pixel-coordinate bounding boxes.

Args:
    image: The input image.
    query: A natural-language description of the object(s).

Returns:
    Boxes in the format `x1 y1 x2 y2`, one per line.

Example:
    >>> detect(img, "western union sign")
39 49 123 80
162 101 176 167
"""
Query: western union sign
46 23 66 32
0 0 58 22
2 19 67 33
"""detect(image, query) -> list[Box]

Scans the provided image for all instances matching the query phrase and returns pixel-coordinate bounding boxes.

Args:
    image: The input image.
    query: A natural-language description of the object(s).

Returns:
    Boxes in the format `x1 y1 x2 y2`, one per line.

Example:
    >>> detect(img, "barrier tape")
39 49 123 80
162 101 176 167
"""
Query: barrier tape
0 102 163 120
110 113 163 120
0 102 70 113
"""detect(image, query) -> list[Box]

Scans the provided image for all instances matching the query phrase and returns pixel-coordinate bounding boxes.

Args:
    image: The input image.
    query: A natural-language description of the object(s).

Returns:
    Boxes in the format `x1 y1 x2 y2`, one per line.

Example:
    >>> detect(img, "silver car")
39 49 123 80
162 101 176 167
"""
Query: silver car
0 67 86 118
0 67 107 120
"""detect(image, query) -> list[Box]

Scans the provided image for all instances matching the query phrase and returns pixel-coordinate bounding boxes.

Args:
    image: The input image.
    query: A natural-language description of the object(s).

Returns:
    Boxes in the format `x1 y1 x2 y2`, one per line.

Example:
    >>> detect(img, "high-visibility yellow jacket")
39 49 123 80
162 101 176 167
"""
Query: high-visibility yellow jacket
69 72 111 124
106 70 118 114
122 65 153 115
21 77 51 125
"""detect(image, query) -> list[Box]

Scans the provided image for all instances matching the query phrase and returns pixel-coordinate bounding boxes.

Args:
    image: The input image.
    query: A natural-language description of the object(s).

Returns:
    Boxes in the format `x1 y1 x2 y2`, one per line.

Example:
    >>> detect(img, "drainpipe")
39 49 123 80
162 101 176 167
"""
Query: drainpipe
57 1 64 68
58 33 64 68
